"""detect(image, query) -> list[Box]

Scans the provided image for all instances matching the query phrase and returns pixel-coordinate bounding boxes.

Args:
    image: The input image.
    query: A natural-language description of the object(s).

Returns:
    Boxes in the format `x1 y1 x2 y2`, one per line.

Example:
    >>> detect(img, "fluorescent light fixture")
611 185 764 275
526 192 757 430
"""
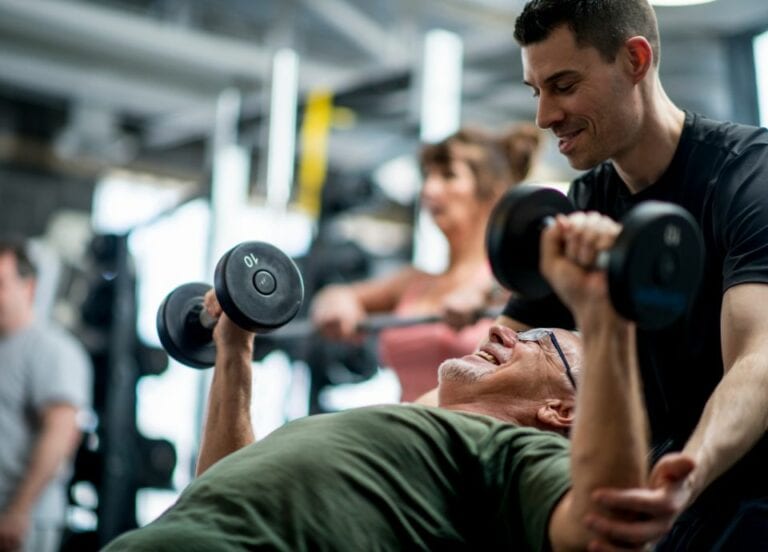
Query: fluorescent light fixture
373 155 421 205
211 145 250 257
211 88 250 259
267 48 300 209
414 29 464 273
651 0 716 6
420 29 463 143
91 171 189 234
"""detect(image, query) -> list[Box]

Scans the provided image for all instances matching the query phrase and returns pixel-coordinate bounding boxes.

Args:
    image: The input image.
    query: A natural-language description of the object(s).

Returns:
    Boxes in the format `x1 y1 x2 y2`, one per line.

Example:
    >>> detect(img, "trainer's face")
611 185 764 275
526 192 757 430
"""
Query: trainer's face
438 325 580 400
0 253 35 335
522 25 639 170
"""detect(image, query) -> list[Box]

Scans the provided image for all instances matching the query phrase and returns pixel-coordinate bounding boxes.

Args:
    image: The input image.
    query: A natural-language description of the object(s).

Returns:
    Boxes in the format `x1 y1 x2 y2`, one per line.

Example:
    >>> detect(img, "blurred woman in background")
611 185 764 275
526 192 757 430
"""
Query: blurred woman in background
311 125 541 402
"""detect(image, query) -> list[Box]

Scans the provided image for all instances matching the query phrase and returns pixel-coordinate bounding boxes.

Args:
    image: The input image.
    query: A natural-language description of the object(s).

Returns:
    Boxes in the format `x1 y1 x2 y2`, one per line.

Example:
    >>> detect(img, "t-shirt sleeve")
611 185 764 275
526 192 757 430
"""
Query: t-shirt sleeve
715 144 768 290
502 294 576 330
28 328 93 412
483 427 572 551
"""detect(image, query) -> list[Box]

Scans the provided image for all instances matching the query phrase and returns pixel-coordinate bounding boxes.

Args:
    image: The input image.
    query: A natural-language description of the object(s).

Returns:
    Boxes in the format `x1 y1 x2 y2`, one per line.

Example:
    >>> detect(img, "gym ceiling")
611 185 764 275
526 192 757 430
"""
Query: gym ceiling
0 0 766 195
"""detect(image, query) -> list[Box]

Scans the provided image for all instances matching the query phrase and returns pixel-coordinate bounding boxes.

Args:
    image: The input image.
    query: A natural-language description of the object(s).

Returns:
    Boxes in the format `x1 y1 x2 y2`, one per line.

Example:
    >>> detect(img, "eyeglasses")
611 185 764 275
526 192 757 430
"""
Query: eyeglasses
516 328 577 391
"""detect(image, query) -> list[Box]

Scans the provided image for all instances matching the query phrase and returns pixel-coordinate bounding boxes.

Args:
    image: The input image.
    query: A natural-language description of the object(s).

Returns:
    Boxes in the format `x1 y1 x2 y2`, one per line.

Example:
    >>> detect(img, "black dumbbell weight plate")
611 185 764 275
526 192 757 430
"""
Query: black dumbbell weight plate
608 202 704 330
214 241 304 333
486 186 575 298
157 282 216 368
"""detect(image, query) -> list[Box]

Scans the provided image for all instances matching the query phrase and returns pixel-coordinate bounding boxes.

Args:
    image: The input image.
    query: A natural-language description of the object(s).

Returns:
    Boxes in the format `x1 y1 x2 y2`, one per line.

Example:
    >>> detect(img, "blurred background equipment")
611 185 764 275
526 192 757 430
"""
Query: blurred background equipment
65 233 177 550
0 0 765 199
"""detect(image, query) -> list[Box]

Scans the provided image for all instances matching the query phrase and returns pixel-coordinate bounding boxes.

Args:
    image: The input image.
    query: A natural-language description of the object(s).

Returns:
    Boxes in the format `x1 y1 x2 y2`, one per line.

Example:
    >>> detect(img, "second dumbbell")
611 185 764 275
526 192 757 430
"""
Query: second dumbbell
156 241 304 368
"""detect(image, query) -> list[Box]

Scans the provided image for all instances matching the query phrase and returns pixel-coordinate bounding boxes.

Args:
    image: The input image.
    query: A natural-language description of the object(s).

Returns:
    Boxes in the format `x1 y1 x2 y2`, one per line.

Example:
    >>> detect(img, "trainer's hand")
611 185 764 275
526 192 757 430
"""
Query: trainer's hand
203 289 255 353
585 453 695 551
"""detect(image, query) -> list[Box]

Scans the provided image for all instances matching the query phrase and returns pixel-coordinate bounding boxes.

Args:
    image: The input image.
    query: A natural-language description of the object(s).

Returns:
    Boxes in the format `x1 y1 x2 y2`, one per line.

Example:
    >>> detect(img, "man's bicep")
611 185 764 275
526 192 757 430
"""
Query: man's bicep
718 146 768 287
40 403 82 453
721 283 768 368
41 403 79 434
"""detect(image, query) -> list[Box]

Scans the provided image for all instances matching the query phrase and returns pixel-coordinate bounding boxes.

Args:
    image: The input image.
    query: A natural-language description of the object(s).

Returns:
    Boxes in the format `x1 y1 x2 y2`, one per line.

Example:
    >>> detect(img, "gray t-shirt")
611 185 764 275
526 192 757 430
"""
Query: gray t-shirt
0 323 92 524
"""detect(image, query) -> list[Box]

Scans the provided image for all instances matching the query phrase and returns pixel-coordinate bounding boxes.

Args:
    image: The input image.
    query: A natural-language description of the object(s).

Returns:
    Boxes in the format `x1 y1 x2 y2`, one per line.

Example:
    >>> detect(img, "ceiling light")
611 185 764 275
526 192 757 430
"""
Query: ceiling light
651 0 717 6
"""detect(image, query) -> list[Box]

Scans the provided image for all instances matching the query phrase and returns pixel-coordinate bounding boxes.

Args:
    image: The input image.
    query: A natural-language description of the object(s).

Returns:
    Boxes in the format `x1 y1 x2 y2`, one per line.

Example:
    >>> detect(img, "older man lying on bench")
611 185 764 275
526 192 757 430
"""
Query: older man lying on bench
104 218 693 551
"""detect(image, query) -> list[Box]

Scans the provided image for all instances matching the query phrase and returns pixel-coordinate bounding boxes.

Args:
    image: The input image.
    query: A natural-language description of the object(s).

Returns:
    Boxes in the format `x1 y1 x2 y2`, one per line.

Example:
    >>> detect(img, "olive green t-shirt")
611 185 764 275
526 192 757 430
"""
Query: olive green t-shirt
104 405 571 551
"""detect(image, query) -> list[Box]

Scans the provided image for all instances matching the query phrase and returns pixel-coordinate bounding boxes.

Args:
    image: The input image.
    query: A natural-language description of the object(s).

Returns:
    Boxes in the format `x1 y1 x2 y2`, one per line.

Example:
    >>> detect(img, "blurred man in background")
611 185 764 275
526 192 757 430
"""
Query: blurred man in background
0 237 92 552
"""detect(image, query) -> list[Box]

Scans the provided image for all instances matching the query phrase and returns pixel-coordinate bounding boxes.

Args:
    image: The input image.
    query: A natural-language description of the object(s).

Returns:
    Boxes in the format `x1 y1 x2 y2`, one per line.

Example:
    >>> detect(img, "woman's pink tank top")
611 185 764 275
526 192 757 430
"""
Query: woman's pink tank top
377 269 493 402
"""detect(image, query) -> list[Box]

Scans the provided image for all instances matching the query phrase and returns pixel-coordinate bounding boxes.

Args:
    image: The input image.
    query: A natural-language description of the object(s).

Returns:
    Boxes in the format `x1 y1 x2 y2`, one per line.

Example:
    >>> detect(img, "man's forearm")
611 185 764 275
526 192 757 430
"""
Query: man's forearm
196 348 255 476
569 307 649 519
683 284 768 503
682 352 768 502
549 305 649 551
6 405 80 515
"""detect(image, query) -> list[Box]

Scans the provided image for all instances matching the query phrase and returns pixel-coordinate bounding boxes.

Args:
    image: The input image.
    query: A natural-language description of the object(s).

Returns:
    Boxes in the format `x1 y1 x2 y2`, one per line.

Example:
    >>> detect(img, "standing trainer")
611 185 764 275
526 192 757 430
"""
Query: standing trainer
503 1 768 548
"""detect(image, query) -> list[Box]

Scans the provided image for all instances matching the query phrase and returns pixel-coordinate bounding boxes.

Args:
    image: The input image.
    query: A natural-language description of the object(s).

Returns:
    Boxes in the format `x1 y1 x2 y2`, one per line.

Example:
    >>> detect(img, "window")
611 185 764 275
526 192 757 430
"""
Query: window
755 29 768 128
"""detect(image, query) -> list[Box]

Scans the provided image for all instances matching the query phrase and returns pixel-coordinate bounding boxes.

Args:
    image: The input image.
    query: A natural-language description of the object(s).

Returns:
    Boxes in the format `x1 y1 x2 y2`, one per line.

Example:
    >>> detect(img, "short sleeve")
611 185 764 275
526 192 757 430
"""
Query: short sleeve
28 327 92 413
715 145 768 291
481 427 572 551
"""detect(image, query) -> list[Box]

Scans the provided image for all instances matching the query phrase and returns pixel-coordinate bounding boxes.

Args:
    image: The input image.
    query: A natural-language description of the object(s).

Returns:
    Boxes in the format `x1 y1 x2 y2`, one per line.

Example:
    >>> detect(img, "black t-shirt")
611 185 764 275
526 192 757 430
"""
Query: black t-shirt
503 111 768 512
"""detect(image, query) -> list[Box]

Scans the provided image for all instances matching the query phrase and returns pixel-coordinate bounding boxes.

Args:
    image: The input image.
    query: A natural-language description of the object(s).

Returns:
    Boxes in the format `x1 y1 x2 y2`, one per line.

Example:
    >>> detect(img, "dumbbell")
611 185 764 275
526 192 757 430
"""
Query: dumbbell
156 241 304 368
485 186 704 329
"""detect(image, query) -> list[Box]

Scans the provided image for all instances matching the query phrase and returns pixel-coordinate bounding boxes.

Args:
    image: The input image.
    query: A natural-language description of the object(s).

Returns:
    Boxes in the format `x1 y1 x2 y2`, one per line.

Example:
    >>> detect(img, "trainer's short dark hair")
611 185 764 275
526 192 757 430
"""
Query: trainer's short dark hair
0 237 38 279
514 0 660 66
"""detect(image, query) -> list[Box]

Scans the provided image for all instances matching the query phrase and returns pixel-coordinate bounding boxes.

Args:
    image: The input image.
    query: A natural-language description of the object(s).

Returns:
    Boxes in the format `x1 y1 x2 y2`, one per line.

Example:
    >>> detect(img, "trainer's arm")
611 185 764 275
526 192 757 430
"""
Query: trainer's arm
196 291 257 476
681 283 768 501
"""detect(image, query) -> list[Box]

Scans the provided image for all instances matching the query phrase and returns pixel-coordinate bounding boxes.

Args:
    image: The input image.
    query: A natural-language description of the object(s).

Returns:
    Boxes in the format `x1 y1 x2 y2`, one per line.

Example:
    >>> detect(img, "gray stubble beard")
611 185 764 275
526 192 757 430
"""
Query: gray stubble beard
437 357 493 384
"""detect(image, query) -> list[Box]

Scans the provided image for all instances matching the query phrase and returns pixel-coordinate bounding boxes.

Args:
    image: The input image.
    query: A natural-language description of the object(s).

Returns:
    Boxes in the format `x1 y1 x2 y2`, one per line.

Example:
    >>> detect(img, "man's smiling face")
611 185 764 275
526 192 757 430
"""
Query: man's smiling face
522 25 640 170
438 324 580 401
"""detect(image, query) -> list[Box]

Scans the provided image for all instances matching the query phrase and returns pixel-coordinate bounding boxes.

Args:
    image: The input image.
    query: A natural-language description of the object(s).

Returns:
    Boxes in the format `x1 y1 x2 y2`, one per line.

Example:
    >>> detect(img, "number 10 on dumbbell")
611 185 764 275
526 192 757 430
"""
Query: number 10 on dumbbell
157 242 304 368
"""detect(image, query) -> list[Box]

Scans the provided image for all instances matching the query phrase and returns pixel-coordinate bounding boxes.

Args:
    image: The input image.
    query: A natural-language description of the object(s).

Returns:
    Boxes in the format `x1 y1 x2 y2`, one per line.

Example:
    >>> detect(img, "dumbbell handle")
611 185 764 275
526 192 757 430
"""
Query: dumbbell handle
267 306 504 341
542 215 610 270
199 307 218 330
182 300 220 336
